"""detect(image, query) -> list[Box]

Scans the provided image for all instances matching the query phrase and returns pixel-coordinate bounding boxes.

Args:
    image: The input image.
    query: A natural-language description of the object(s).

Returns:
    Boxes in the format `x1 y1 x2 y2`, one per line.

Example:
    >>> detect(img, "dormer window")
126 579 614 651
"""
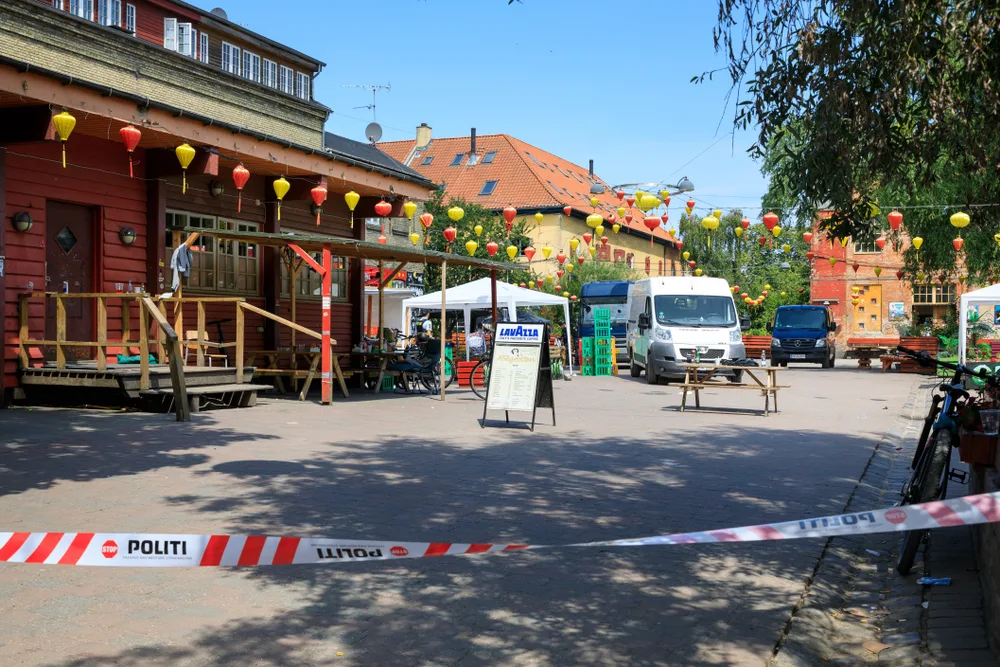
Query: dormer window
97 0 121 26
69 0 93 20
222 42 242 75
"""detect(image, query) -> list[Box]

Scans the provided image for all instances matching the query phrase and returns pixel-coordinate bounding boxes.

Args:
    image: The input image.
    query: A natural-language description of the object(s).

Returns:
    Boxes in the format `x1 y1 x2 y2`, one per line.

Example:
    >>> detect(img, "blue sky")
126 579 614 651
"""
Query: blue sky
190 0 768 212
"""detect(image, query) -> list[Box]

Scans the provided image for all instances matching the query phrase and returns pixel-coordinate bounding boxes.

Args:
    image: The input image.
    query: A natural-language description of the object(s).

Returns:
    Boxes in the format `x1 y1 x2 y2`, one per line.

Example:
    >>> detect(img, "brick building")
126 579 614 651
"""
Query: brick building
808 212 966 349
379 126 682 277
0 0 435 403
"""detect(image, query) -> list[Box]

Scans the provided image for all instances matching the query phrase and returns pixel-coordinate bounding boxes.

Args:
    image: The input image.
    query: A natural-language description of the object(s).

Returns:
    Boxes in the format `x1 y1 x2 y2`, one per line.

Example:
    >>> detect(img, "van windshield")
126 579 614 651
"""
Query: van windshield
582 302 628 325
654 295 736 327
774 309 826 330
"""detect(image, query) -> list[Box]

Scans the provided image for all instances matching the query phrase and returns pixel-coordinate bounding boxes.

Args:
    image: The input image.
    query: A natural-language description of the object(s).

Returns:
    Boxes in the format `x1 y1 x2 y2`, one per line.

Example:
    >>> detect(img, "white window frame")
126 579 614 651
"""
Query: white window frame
163 18 177 51
165 212 260 295
295 72 311 100
199 32 209 64
279 65 294 95
125 3 135 34
262 59 277 88
53 0 63 9
242 50 261 82
222 42 241 76
176 22 193 57
70 0 93 20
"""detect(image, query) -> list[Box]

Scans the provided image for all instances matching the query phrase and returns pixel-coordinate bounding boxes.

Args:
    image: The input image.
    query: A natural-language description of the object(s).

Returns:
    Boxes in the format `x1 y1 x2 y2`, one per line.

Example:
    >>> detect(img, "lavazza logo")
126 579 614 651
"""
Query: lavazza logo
498 325 542 343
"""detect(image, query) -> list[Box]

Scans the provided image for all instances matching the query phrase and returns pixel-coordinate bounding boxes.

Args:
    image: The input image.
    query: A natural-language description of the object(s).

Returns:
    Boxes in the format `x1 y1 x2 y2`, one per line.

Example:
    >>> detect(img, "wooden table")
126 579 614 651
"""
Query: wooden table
678 363 787 415
246 349 349 400
350 351 406 394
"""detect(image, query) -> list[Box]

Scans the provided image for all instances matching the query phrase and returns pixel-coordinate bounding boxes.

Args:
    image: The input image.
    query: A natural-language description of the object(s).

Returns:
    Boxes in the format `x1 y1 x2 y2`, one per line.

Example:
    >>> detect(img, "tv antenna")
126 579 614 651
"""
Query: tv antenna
341 83 391 122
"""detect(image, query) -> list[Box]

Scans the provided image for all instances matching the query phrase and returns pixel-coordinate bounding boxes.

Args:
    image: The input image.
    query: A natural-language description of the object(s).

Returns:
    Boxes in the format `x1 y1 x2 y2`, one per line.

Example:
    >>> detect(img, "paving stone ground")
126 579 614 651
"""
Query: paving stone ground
0 367 978 666
772 379 999 667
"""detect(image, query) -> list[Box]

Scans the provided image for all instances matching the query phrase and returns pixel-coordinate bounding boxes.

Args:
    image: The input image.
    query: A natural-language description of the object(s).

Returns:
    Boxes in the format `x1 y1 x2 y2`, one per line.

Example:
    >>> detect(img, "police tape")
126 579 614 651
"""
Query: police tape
2 491 999 567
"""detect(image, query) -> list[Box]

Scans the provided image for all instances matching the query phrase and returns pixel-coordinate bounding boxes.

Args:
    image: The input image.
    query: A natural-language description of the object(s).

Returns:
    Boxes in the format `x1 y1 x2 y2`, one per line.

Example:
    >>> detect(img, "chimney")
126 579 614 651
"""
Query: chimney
589 159 594 179
470 128 476 154
415 122 432 150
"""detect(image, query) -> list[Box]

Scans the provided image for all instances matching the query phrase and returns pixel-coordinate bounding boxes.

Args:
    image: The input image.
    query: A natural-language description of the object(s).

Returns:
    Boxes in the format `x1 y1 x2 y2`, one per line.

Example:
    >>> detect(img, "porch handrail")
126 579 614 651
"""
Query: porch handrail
140 297 189 422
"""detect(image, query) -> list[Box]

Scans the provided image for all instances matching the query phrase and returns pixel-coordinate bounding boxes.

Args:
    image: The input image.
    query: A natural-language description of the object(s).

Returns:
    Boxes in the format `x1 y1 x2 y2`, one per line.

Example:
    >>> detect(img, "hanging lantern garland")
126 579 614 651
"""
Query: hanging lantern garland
701 214 719 248
175 143 196 193
310 184 327 226
344 191 360 228
119 125 141 178
419 212 434 245
950 211 970 252
52 111 76 169
232 164 250 213
272 177 290 221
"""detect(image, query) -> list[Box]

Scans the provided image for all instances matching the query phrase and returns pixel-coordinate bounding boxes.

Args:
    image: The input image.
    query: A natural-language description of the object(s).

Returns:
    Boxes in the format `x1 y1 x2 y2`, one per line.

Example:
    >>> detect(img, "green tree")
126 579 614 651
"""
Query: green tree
677 208 810 329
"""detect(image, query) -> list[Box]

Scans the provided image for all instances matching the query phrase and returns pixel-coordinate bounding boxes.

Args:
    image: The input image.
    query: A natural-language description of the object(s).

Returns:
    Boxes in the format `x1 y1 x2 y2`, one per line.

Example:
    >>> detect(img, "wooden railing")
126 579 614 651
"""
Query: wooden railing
16 292 190 421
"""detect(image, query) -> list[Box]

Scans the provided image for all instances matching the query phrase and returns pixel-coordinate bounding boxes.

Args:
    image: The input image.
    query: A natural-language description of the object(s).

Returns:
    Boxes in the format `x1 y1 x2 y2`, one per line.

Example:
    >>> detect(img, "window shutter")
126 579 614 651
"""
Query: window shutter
163 18 177 51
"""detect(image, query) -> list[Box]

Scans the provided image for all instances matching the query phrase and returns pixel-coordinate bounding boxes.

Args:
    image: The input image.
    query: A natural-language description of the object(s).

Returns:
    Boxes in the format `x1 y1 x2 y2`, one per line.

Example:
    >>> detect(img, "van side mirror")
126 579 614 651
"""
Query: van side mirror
830 322 838 332
766 322 773 333
638 313 650 330
740 315 751 332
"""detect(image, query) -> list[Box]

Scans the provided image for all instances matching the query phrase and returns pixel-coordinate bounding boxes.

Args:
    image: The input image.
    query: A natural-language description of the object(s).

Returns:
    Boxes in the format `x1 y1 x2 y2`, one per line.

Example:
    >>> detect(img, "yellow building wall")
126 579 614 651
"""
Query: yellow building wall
527 213 679 277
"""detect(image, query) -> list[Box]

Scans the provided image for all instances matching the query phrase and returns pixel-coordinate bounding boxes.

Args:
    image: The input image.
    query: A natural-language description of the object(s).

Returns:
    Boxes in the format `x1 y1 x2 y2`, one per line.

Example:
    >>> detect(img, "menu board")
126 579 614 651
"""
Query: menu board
481 322 555 430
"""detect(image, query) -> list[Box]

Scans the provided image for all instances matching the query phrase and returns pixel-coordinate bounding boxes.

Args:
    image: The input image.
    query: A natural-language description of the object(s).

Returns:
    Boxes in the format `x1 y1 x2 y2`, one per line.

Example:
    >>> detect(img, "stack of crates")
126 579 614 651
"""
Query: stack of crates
594 308 613 376
581 337 595 376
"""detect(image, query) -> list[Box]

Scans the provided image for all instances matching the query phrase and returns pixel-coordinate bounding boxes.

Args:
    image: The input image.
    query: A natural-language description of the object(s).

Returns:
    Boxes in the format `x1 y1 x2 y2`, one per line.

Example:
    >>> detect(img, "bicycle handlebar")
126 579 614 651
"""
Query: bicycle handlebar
896 345 1000 388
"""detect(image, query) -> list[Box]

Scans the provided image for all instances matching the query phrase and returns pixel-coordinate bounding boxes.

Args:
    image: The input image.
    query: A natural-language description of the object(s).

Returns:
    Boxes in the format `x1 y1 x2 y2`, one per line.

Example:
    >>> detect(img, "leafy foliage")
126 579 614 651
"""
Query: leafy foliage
713 1 1000 247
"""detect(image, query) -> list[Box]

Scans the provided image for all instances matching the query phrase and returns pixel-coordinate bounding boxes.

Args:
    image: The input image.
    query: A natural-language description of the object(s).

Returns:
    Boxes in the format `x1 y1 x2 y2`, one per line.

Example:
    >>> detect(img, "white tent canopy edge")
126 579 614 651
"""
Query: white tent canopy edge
958 283 1000 363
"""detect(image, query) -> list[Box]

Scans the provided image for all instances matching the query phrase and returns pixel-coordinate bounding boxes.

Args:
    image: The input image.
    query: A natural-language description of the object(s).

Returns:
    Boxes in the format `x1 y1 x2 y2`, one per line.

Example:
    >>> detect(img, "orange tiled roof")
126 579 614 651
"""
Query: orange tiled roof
378 133 678 244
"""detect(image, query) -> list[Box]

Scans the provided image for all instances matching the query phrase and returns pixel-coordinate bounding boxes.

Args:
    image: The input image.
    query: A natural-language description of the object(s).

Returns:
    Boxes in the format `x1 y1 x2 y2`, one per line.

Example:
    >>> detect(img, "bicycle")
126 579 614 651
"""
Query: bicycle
894 345 1000 574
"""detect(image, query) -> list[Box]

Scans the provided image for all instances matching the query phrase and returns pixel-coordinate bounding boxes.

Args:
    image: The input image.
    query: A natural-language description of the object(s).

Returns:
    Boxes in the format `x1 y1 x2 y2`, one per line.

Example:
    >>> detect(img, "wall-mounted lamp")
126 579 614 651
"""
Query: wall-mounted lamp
11 212 32 233
310 203 323 217
209 181 225 198
119 226 137 245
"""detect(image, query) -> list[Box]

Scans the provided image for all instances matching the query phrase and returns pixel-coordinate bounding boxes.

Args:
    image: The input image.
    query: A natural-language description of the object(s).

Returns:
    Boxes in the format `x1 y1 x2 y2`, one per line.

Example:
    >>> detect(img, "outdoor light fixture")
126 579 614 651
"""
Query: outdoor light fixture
209 181 225 198
11 212 32 233
611 178 696 197
118 226 137 245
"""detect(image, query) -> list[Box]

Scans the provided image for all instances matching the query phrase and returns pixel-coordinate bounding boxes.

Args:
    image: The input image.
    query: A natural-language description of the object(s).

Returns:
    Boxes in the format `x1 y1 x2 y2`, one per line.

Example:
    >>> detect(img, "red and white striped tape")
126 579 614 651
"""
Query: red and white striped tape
3 491 998 567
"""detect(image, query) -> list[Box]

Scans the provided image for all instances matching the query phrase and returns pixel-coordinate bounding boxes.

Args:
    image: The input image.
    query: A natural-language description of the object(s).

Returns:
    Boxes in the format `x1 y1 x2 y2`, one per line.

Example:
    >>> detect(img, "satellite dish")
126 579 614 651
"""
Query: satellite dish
365 122 383 143
210 7 229 20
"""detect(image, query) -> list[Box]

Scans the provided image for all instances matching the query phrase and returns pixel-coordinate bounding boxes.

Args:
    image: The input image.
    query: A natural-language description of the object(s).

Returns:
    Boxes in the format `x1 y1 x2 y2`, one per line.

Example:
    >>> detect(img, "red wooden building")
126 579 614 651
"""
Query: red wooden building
0 0 453 409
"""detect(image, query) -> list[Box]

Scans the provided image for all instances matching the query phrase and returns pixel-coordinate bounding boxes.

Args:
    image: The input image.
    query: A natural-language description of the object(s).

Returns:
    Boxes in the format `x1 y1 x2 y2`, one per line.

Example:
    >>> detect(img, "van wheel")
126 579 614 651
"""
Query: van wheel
646 365 658 385
630 356 641 378
821 355 831 369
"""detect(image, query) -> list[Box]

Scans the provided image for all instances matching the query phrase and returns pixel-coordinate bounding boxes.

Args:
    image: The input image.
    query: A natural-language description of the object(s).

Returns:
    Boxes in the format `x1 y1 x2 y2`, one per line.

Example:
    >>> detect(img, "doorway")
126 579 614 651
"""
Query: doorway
45 201 95 362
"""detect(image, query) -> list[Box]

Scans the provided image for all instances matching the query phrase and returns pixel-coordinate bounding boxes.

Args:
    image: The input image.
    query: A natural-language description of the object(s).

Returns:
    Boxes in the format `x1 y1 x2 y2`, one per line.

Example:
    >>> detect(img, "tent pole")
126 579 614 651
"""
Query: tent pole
440 260 447 401
490 270 498 325
377 260 384 352
565 301 573 375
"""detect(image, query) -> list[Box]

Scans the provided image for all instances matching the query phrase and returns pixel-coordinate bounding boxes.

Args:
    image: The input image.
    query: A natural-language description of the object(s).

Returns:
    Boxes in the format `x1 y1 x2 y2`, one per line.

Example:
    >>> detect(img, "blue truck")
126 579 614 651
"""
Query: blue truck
768 304 838 368
579 281 633 363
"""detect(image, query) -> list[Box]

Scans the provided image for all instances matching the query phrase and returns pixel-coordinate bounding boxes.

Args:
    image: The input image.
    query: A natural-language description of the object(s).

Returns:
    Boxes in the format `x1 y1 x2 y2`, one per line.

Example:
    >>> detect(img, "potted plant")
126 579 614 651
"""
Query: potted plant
957 394 999 466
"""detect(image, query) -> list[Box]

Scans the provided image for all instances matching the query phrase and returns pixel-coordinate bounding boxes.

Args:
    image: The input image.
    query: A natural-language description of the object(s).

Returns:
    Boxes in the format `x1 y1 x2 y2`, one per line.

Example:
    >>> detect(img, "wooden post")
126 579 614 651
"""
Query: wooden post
440 260 447 401
377 260 384 351
490 269 498 326
55 295 66 369
157 301 167 363
321 245 333 405
121 297 132 353
18 293 29 368
236 302 245 383
138 301 150 391
196 300 206 367
96 296 107 371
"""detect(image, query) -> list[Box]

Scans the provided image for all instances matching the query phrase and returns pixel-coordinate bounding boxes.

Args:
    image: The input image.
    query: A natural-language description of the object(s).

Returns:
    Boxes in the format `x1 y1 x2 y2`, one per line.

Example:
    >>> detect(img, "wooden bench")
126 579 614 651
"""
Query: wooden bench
678 363 788 415
880 354 905 372
246 349 351 400
899 337 937 374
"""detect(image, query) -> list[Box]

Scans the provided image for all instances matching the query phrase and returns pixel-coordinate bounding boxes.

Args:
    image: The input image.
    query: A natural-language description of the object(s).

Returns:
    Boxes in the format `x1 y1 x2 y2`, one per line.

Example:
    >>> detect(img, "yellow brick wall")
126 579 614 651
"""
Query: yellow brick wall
528 213 679 276
2 0 327 149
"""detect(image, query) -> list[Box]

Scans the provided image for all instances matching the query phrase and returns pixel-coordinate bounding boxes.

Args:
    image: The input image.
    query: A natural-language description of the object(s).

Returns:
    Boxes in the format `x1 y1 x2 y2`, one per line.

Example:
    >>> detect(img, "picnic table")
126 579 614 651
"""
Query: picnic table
246 348 350 400
846 337 899 370
349 350 406 393
678 363 787 416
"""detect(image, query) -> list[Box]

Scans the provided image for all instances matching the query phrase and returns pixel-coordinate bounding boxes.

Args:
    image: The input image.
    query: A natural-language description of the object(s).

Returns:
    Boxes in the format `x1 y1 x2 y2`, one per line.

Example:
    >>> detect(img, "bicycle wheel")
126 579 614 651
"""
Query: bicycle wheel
470 359 490 399
897 428 952 575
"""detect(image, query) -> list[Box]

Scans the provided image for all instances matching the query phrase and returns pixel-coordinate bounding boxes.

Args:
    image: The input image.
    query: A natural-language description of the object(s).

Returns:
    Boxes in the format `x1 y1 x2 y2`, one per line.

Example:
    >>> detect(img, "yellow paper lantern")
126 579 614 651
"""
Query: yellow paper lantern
589 196 600 207
528 281 535 289
506 245 518 260
52 111 77 169
701 215 719 231
545 275 553 282
403 200 417 220
764 284 771 290
566 262 574 274
563 291 570 297
712 208 722 220
994 232 1000 247
695 268 703 277
569 238 580 254
589 246 596 257
917 272 926 281
448 206 465 222
660 189 671 201
541 245 553 259
772 225 782 237
829 257 837 267
345 190 360 228
534 211 544 222
474 224 483 237
950 211 970 229
912 237 923 250
272 177 290 221
175 143 196 193
586 213 603 228
734 227 744 237
594 225 605 237
612 223 621 234
682 251 690 261
873 266 882 277
409 232 420 246
616 206 627 218
637 195 661 212
782 243 791 253
780 291 787 297
465 240 478 256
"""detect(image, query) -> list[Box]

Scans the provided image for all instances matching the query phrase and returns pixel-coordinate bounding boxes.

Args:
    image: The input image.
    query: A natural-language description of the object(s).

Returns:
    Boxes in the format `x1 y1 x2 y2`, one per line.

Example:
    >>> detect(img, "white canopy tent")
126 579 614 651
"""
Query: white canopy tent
400 277 573 372
959 283 1000 363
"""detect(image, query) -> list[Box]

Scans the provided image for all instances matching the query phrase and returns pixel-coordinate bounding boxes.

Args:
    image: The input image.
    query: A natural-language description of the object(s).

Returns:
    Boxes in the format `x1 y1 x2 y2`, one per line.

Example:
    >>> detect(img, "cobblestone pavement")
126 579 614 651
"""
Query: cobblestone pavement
0 367 939 666
773 379 999 666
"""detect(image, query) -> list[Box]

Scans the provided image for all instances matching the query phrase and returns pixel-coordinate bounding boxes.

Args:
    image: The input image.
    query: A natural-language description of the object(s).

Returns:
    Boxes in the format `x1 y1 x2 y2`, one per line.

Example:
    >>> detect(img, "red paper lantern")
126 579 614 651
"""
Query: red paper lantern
519 282 527 288
741 218 751 230
557 250 567 265
524 246 536 261
888 210 903 231
577 255 585 265
486 241 499 257
686 199 696 209
563 205 572 217
600 236 609 246
643 216 659 247
374 200 392 217
624 214 634 224
740 292 749 299
570 295 577 301
875 238 886 250
310 185 327 226
802 231 813 243
582 232 593 245
675 241 683 250
616 189 625 201
759 237 768 246
896 270 904 280
556 269 564 279
763 212 779 230
377 235 387 245
232 164 250 213
661 213 669 225
119 124 141 178
688 260 696 269
806 251 815 260
625 195 635 208
608 213 617 224
419 212 434 229
443 226 457 243
852 262 860 273
954 237 965 252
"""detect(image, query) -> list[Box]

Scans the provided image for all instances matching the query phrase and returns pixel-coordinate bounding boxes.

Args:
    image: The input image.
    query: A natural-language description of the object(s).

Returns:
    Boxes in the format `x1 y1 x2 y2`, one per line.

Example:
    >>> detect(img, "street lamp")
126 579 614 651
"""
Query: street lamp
610 177 695 197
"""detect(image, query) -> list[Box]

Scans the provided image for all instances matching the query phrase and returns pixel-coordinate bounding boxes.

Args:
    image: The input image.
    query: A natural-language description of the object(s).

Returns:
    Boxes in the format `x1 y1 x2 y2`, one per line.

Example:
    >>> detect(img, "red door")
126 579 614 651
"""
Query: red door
45 201 95 362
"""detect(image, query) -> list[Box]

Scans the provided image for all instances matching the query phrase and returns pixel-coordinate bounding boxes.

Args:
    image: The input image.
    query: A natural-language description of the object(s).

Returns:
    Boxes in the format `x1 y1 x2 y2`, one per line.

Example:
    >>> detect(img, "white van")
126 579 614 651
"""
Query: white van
626 277 750 384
